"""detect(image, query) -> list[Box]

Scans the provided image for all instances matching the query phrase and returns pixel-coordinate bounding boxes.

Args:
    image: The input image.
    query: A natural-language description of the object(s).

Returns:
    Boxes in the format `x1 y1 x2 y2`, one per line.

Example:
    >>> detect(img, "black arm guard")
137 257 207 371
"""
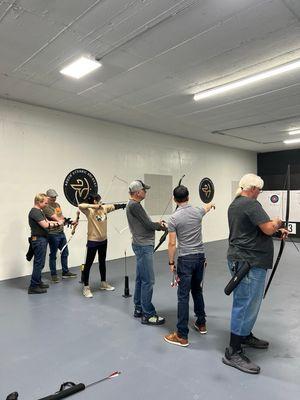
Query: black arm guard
114 203 127 210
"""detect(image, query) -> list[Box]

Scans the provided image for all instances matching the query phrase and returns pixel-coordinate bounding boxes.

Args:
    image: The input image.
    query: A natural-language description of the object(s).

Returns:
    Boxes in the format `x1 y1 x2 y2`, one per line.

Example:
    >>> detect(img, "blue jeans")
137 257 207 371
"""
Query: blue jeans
48 232 69 275
132 244 156 318
177 253 206 339
228 260 267 336
30 236 48 287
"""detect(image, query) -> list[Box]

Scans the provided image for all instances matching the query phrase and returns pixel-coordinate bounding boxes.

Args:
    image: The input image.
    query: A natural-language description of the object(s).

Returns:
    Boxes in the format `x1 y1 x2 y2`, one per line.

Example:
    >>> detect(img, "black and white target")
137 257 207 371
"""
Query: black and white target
63 168 98 206
199 177 215 203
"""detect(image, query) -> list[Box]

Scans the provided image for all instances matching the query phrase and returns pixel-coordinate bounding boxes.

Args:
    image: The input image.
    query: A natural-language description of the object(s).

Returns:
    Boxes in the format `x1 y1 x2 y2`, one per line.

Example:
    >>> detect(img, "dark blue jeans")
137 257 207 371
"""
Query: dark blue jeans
132 244 156 318
48 232 69 275
177 253 206 339
30 236 48 287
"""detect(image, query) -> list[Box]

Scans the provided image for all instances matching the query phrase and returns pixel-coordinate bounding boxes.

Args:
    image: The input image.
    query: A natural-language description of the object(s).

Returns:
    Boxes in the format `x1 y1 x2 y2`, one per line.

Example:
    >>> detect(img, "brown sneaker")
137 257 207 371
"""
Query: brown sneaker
164 332 189 347
194 322 207 334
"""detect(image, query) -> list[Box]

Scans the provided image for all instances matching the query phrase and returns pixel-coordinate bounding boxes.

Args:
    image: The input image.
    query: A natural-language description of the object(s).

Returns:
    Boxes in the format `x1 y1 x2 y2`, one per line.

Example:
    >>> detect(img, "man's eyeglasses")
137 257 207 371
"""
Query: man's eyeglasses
253 187 263 193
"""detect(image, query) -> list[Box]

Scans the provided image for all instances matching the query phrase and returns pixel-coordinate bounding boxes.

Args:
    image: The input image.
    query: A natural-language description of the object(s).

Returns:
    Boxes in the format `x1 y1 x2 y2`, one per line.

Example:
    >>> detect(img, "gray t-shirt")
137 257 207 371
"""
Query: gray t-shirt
126 199 163 246
227 196 274 269
168 204 206 257
28 208 48 237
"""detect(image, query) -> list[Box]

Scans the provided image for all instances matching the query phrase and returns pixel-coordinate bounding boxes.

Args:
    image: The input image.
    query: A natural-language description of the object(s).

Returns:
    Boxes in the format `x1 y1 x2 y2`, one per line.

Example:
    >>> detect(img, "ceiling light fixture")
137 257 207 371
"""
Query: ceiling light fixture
60 57 102 79
283 138 300 144
288 129 300 135
194 59 300 101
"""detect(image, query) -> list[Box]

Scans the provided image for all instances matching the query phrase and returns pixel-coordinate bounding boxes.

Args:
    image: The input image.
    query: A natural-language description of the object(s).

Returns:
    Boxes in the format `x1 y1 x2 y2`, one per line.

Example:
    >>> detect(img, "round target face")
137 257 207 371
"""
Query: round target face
63 168 98 206
270 194 279 204
199 177 215 203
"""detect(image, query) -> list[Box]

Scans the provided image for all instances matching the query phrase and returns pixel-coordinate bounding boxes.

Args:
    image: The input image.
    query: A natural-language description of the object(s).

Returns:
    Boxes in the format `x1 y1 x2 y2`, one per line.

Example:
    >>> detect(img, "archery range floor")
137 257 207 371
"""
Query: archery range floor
0 239 299 400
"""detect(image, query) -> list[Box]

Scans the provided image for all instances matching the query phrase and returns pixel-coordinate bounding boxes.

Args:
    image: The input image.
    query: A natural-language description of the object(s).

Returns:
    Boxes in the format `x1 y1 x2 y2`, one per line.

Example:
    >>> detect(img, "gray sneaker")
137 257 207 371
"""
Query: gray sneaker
222 347 260 374
39 281 49 289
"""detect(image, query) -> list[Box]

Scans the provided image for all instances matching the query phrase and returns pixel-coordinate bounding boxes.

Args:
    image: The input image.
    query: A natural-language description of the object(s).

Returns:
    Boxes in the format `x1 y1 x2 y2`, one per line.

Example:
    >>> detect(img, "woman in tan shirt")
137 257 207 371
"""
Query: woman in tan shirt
79 193 126 298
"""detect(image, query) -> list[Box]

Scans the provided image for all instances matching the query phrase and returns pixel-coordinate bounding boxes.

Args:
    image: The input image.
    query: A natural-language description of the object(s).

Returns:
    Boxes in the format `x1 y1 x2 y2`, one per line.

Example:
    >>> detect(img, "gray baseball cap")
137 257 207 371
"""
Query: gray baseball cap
46 189 58 197
129 180 151 193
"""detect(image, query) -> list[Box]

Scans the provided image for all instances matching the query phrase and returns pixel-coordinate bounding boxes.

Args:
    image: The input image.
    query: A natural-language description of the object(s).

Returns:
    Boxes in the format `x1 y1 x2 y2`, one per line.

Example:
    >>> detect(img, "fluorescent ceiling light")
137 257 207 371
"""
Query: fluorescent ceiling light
288 129 300 135
194 59 300 101
60 57 101 79
283 138 300 144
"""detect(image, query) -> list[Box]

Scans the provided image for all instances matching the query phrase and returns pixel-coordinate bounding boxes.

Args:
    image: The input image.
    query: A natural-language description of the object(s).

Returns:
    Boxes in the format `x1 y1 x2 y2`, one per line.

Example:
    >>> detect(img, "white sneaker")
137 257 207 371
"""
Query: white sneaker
99 281 115 291
83 286 93 298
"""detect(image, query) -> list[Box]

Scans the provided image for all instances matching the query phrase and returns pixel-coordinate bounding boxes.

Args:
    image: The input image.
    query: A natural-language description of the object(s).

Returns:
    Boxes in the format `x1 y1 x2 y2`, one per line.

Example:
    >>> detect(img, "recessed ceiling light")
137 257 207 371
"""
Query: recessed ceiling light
283 138 300 144
288 129 300 135
194 58 300 101
60 57 102 79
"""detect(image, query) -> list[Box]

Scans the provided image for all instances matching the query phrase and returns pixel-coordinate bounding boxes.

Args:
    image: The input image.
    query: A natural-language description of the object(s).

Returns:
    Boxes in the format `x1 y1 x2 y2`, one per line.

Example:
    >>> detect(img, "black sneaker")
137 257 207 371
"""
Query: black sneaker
62 271 77 279
6 392 19 400
141 315 165 325
222 347 260 374
39 282 49 289
134 309 143 318
51 275 60 283
28 286 47 294
241 333 269 349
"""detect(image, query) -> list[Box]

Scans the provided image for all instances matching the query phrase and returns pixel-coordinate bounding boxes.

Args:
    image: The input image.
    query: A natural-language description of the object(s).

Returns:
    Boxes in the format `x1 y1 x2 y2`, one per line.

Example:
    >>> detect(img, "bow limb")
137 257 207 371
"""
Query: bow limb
154 231 168 252
154 174 185 253
264 164 290 298
60 210 80 254
71 210 80 235
102 175 128 202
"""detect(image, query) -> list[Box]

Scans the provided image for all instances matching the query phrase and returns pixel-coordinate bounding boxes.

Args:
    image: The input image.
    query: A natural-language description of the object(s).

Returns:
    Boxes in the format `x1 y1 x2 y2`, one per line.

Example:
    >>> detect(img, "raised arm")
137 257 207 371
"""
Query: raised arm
203 202 215 213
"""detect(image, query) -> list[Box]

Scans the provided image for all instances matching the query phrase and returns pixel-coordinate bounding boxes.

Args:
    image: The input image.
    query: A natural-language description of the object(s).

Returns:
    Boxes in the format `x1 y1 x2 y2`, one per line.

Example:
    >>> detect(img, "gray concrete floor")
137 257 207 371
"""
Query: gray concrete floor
0 240 299 399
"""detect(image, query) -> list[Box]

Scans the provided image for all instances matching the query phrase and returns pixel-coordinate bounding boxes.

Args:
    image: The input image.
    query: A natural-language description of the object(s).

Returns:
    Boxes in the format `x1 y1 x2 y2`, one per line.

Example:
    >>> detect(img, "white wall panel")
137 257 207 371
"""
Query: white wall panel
0 98 256 280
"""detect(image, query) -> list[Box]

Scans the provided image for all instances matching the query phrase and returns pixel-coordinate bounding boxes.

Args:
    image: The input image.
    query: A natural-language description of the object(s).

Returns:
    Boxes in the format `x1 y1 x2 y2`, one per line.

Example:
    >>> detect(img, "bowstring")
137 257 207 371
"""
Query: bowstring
103 174 129 236
159 151 184 221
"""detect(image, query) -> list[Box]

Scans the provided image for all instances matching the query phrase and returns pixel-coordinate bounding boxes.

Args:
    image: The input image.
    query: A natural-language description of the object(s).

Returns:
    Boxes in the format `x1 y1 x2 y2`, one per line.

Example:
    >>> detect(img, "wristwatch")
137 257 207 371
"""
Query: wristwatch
168 261 175 265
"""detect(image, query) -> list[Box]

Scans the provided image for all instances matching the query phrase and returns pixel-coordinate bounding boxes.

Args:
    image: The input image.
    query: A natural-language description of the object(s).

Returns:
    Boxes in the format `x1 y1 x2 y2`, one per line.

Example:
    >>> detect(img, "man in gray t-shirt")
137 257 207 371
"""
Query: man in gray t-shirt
164 185 214 347
126 180 167 326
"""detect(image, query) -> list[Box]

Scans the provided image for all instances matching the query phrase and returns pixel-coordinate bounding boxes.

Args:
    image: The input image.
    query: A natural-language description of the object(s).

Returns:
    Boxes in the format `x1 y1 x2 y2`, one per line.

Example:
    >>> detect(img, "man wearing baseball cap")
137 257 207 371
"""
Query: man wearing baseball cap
126 180 167 325
44 189 77 282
